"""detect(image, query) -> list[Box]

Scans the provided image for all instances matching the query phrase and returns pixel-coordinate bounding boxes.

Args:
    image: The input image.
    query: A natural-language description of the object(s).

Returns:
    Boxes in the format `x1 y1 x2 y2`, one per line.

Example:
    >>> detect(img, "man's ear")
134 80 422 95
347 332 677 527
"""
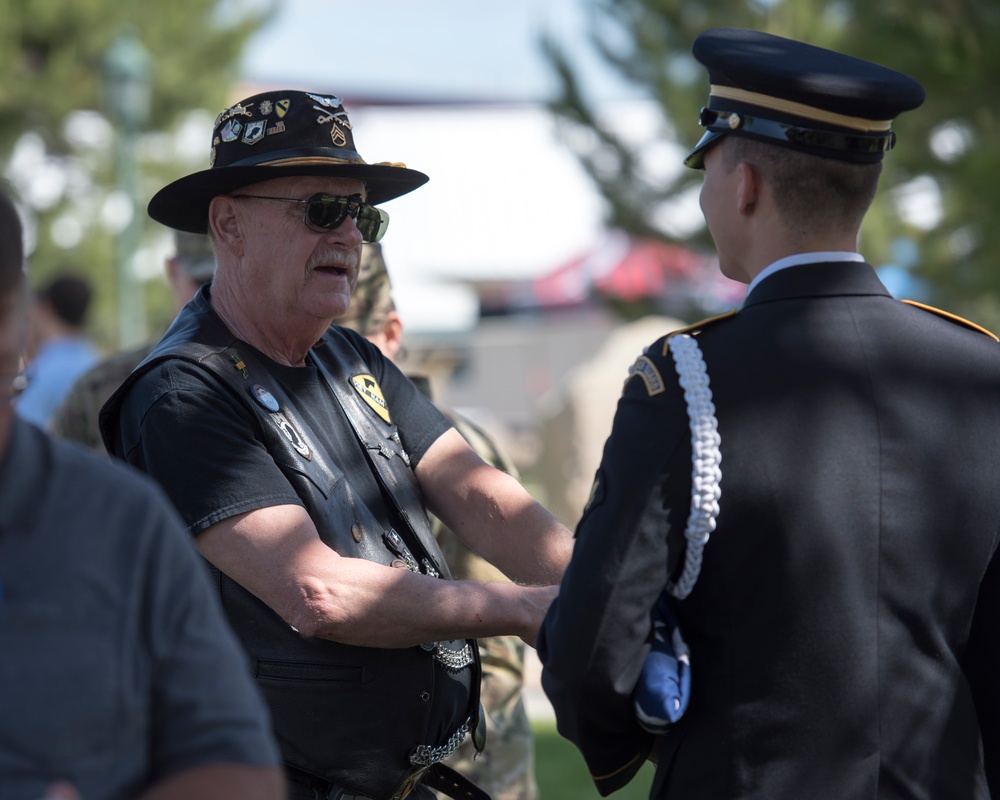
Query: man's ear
735 161 759 217
207 196 244 257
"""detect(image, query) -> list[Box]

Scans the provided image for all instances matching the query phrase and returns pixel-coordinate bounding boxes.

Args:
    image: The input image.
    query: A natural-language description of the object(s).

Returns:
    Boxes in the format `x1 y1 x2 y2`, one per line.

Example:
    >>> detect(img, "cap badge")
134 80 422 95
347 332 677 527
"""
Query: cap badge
308 94 353 140
242 120 266 145
266 121 286 136
215 102 254 129
258 99 274 116
307 92 345 111
350 373 391 424
275 99 291 118
220 119 242 143
251 384 280 412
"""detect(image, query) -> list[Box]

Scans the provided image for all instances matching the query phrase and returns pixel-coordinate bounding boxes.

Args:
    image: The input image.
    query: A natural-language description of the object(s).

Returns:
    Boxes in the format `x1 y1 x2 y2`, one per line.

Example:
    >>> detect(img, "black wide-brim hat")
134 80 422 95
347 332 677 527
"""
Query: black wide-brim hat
148 90 429 233
684 28 926 169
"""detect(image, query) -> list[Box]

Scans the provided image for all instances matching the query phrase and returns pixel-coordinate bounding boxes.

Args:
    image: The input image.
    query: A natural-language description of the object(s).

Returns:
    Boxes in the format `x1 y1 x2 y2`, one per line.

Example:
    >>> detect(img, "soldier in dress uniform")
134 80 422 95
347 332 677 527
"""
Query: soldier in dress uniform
539 27 1000 800
337 243 538 800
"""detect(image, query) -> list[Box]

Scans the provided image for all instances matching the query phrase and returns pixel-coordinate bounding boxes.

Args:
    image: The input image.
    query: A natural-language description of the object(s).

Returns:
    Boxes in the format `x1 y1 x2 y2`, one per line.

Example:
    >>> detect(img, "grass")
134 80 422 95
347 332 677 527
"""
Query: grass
532 721 654 800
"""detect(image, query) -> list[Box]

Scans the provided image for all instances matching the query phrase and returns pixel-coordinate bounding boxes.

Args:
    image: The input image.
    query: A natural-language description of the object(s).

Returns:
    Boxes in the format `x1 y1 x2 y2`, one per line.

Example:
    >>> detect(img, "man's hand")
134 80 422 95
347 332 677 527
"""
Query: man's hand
518 584 560 648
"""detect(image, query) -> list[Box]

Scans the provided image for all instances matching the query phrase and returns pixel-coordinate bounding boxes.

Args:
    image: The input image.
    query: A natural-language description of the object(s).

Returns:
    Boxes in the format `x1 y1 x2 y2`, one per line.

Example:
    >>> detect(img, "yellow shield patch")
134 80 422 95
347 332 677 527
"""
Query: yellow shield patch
350 373 391 424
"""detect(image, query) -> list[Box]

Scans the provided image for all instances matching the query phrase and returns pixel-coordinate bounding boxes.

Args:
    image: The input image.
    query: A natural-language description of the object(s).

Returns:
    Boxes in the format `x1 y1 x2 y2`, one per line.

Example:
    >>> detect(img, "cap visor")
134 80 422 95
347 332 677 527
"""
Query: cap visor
684 130 726 170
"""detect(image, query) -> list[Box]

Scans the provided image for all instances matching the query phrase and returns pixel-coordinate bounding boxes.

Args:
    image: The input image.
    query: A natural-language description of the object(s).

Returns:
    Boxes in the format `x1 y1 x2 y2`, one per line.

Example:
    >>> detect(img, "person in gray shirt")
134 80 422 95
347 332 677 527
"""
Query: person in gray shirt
0 184 285 800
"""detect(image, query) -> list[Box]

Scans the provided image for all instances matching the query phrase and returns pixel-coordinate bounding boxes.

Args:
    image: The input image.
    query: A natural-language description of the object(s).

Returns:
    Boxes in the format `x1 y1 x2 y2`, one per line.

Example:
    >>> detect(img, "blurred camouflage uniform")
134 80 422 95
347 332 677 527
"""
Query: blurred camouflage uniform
338 244 538 800
51 232 216 451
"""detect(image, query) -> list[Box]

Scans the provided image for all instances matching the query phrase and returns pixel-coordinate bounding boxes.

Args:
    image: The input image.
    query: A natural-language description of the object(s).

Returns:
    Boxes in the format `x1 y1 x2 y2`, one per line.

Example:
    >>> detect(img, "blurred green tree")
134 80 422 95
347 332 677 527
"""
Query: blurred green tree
543 1 1000 326
0 0 275 347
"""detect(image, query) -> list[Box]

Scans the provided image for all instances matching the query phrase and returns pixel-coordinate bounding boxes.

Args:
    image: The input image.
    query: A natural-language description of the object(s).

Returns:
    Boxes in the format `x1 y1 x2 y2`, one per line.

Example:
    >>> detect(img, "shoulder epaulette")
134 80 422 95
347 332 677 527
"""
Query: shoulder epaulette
661 308 738 356
901 300 999 342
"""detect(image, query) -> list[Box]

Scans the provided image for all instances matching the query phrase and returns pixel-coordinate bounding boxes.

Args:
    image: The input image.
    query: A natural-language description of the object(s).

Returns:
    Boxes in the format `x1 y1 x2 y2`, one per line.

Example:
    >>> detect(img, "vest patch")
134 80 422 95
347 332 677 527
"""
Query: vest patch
251 384 280 412
272 411 311 460
350 373 391 424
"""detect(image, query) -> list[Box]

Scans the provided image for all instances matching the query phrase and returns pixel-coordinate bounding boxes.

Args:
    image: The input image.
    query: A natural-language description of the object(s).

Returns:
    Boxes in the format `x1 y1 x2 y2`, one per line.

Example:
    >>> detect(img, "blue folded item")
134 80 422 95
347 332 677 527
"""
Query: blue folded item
633 590 691 735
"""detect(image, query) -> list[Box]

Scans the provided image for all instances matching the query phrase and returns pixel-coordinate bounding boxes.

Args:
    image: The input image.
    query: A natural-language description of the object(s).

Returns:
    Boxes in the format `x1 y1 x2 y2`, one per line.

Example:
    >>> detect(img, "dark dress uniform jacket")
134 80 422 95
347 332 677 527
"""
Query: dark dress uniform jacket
539 261 1000 800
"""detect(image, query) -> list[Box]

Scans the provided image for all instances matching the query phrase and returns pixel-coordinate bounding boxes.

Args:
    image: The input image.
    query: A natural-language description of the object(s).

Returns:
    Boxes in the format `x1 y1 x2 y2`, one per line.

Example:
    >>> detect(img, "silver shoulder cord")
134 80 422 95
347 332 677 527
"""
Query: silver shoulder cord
665 333 721 600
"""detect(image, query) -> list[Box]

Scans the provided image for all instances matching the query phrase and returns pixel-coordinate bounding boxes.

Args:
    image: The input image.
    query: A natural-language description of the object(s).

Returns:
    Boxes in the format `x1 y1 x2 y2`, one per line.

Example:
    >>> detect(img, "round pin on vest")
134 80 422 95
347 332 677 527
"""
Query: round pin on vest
251 384 280 412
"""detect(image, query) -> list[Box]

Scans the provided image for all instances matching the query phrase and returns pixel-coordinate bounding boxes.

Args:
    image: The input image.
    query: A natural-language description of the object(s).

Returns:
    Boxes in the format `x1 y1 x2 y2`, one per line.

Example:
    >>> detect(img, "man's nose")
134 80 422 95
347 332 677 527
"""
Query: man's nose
325 213 364 246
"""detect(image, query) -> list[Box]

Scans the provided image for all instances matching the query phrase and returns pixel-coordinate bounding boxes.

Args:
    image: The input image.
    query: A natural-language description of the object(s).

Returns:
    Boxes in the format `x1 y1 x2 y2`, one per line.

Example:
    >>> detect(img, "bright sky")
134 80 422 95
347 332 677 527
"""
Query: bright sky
237 0 676 330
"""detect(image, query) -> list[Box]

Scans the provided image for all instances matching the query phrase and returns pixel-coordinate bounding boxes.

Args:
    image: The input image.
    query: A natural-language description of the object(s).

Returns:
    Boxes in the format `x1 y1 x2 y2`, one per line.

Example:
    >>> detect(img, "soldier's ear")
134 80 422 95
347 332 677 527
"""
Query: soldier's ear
735 161 759 217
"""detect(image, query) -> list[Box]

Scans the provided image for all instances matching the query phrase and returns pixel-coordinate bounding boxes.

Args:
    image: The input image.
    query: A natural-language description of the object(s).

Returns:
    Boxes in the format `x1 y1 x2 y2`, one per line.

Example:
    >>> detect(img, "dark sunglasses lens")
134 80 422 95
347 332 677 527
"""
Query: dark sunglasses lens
304 196 350 231
355 206 389 243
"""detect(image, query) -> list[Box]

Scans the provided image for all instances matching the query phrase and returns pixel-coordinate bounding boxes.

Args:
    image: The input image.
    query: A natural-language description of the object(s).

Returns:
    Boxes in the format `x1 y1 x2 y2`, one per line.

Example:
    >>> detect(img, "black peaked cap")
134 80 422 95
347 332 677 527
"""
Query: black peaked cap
684 28 926 168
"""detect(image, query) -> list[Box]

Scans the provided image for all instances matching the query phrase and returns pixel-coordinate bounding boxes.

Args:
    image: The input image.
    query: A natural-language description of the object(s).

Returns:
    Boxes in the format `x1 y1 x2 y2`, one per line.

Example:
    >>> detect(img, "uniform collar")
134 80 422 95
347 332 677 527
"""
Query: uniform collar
743 259 891 309
746 251 865 297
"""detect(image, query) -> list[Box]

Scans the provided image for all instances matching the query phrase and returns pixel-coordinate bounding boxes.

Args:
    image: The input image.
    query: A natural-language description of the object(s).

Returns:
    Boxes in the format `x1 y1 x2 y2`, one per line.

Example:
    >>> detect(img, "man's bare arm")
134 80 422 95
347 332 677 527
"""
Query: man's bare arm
415 427 574 586
196 503 558 648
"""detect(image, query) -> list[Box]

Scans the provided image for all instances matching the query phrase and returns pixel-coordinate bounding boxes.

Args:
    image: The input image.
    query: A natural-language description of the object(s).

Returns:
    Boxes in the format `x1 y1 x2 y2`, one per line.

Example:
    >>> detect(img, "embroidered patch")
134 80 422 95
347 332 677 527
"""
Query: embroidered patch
350 374 391 424
626 355 665 396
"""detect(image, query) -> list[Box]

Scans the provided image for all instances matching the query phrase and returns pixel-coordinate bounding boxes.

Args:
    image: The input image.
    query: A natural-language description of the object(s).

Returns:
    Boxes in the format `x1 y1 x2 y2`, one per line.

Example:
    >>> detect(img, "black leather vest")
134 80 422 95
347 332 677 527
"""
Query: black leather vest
100 291 482 799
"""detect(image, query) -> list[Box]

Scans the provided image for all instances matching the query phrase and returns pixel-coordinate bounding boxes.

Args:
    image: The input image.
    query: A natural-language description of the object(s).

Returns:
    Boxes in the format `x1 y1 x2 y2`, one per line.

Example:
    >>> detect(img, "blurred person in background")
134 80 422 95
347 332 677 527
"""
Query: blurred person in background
0 185 285 799
337 242 538 800
15 272 99 428
52 231 215 450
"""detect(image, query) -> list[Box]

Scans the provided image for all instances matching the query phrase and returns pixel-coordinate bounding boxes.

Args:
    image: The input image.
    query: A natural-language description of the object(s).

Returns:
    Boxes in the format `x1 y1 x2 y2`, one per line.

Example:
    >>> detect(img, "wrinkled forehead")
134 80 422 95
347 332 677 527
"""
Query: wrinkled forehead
234 174 368 199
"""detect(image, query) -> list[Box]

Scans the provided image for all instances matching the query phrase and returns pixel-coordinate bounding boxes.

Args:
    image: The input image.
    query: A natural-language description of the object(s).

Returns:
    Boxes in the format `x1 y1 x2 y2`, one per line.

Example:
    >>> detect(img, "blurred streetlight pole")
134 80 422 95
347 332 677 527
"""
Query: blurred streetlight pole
102 27 151 349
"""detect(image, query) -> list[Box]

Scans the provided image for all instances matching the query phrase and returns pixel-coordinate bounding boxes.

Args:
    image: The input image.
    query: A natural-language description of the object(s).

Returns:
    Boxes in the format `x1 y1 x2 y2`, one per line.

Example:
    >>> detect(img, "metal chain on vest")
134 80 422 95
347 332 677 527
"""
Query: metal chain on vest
409 717 471 767
666 333 722 600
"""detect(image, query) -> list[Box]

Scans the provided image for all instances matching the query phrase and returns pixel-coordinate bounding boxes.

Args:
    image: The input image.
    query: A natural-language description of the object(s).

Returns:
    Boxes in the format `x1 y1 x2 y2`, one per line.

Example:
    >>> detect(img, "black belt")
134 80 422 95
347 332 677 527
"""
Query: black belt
422 763 491 800
285 763 490 800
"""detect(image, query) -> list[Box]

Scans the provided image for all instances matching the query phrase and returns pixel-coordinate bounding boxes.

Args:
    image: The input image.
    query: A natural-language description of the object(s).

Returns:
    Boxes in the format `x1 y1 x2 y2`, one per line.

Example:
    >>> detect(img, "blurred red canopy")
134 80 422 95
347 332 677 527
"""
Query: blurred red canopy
532 230 728 306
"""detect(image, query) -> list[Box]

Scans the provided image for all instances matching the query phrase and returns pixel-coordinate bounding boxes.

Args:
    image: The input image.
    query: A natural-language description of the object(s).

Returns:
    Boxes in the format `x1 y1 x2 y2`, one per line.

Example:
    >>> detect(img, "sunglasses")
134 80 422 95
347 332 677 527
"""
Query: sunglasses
232 193 389 243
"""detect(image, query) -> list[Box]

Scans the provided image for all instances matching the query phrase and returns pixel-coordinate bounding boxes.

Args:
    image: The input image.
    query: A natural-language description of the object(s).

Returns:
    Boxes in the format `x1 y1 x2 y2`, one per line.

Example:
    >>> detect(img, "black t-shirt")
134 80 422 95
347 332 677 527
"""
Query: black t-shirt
114 325 471 752
117 332 449 536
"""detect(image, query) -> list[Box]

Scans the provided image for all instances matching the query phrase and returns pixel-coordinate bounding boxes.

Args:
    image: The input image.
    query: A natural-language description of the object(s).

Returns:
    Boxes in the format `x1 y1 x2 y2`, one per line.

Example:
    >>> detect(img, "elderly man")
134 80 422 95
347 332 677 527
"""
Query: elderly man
539 28 1000 800
0 187 284 798
100 91 573 800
